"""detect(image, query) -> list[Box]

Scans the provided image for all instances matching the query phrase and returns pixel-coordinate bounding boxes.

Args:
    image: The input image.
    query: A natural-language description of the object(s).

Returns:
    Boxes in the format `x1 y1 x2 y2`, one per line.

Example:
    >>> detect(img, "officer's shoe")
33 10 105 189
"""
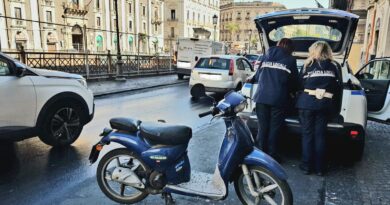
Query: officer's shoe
299 163 311 175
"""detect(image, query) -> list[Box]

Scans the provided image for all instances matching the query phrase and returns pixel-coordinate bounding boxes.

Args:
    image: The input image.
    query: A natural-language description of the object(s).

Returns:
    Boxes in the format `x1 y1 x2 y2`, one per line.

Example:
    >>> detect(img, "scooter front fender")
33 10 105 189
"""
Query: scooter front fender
243 148 288 180
100 132 149 156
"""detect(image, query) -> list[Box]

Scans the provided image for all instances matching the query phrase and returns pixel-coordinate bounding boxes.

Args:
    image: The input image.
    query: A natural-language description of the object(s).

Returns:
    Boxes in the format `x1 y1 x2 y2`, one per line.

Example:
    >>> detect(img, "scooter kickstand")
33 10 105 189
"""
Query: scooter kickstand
162 192 175 205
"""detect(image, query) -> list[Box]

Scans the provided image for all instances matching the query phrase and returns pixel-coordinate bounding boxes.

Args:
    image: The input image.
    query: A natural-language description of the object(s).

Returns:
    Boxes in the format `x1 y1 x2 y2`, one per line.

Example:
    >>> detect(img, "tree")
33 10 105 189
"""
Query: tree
226 23 240 39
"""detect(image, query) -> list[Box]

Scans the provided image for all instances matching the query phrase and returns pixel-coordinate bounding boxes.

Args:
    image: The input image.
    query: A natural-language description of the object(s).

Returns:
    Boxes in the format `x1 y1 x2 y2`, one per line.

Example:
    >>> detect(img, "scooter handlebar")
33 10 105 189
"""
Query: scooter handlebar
198 110 213 118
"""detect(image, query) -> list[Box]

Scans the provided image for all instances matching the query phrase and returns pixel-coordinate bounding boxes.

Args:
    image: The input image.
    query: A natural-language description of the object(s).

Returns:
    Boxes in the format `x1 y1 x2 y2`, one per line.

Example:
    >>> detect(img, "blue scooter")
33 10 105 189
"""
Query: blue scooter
89 85 292 205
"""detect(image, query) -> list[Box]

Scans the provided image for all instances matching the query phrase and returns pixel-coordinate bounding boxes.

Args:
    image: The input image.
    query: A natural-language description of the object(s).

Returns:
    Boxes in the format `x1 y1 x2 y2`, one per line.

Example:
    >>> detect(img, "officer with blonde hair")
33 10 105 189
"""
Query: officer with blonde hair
296 41 341 176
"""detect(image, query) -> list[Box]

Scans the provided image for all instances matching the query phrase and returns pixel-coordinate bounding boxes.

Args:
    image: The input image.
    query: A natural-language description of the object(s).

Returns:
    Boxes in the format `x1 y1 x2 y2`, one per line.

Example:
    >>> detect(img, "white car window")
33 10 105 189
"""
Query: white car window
242 59 252 71
0 59 10 76
236 59 245 70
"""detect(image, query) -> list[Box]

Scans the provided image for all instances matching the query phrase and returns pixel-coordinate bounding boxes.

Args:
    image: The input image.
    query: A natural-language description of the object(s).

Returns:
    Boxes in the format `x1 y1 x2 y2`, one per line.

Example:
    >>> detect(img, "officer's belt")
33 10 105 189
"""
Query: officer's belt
304 89 333 99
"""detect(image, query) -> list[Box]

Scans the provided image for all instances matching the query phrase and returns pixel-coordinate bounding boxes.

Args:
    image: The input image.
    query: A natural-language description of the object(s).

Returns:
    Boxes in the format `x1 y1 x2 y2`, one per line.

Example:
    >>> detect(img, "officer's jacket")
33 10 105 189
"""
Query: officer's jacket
251 46 298 108
296 59 341 111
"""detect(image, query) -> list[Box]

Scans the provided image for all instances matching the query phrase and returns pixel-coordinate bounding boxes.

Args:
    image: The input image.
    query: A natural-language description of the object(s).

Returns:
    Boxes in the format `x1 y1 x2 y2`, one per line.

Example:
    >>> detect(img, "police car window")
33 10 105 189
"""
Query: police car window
360 60 390 80
269 25 342 42
0 59 10 76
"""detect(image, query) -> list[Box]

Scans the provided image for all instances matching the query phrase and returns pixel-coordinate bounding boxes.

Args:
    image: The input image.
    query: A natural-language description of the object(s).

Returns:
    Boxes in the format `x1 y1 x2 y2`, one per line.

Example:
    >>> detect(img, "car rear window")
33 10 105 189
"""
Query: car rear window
195 58 230 70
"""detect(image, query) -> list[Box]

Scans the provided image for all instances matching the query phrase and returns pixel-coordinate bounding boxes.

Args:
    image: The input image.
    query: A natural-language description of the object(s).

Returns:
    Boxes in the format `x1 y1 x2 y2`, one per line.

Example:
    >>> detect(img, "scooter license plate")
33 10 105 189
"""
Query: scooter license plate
89 143 102 164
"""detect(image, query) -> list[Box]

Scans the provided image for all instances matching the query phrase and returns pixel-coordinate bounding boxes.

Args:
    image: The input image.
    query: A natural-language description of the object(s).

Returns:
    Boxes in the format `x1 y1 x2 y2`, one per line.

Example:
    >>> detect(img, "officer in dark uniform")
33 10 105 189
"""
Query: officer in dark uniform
296 41 341 176
249 38 299 162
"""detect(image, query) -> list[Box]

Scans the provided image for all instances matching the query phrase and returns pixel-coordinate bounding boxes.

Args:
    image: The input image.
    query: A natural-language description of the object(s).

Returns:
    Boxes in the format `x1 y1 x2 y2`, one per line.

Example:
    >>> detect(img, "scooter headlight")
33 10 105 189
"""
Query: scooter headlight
234 101 247 113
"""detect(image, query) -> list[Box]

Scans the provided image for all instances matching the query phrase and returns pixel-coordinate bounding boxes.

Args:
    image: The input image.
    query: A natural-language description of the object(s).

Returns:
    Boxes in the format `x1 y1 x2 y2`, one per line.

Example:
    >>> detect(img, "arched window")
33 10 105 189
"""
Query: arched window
96 35 103 51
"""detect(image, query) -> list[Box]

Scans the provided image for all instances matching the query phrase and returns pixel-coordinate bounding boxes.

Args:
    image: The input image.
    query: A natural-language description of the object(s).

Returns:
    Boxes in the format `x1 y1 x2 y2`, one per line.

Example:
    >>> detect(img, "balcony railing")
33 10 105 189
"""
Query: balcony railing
167 18 178 22
42 0 54 6
63 2 88 16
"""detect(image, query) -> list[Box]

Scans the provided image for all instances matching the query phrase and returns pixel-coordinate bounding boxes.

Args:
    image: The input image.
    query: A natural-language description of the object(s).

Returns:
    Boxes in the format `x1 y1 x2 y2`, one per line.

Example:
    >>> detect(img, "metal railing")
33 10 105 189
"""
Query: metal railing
4 50 173 80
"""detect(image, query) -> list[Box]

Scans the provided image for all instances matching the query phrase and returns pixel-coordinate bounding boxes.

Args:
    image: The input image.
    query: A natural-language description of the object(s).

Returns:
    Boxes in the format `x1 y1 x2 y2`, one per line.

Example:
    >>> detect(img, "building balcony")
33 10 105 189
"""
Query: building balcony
42 0 54 7
167 18 178 22
63 2 88 16
236 17 241 20
245 16 250 20
11 19 26 28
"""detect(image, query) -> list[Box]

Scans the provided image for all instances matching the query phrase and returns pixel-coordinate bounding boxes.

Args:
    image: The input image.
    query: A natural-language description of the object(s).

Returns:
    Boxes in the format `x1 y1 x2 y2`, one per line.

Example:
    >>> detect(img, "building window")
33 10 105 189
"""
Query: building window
72 0 79 5
143 22 146 32
154 24 158 32
198 13 200 23
171 27 175 37
187 10 189 20
171 10 176 20
129 3 132 13
143 6 146 16
97 17 101 27
14 7 22 19
96 0 100 9
237 34 240 41
46 11 52 23
193 12 195 20
203 15 205 25
129 20 132 30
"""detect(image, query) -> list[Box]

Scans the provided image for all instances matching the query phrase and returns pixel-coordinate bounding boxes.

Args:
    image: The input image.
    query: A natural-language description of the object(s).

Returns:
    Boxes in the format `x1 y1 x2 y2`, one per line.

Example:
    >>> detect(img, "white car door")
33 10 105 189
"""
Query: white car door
356 59 390 123
0 56 36 132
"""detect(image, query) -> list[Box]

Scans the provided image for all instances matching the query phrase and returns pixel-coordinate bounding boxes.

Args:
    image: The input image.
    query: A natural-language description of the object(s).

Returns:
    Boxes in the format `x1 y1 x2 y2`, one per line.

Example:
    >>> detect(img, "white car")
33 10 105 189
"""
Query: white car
240 8 390 161
0 52 94 146
189 55 255 96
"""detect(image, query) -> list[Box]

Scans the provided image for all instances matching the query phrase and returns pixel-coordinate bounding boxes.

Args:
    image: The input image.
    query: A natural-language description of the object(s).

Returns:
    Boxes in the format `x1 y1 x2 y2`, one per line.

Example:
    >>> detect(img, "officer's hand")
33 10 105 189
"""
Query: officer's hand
245 77 252 83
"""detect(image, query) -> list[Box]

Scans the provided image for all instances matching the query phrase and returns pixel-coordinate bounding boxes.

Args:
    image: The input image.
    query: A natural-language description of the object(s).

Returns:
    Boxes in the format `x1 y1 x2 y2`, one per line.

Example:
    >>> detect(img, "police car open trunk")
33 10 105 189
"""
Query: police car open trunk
254 8 359 66
242 8 360 129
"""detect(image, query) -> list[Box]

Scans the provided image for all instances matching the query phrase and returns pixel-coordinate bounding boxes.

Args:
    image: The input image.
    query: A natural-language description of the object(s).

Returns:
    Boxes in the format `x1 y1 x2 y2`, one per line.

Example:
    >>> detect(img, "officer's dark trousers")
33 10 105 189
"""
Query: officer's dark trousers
299 109 327 172
255 103 284 158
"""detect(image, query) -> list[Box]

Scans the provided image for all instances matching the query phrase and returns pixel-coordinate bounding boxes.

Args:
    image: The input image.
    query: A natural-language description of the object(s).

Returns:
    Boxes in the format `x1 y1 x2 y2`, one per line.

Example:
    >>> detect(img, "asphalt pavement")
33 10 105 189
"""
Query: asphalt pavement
0 83 390 205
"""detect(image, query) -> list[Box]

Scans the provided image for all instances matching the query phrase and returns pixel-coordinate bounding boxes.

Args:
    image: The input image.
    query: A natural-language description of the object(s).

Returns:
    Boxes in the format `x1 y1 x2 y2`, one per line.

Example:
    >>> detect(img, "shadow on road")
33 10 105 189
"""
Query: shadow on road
0 141 20 182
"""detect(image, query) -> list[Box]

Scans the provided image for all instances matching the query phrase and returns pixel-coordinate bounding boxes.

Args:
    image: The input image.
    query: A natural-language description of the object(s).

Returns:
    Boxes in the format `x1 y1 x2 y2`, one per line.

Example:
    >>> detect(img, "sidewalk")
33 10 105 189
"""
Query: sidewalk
88 74 188 96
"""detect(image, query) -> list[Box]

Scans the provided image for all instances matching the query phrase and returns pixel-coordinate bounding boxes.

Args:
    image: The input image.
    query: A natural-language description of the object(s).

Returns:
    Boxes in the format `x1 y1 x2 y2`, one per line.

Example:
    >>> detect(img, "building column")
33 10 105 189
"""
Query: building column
135 0 140 49
105 0 111 50
29 0 42 50
121 0 127 52
0 0 8 50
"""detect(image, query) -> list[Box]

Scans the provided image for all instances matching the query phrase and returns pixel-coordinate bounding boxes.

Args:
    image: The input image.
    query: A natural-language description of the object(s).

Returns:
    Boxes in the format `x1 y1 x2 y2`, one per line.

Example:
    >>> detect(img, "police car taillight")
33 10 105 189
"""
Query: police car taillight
229 59 234 76
350 130 359 139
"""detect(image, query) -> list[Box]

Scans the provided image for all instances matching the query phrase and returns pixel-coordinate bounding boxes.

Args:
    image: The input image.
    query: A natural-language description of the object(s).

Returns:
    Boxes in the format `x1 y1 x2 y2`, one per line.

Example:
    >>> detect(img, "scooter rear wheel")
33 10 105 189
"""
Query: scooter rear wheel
234 166 293 205
97 148 149 204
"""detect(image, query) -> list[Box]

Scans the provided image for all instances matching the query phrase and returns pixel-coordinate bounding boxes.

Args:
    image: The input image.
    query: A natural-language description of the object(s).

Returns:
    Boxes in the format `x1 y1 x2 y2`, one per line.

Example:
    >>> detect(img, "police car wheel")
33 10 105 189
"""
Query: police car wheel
350 137 365 162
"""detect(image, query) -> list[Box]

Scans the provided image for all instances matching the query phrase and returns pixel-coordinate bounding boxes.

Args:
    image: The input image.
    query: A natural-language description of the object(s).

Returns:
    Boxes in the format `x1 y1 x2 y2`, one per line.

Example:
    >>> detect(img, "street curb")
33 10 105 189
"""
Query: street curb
93 80 188 97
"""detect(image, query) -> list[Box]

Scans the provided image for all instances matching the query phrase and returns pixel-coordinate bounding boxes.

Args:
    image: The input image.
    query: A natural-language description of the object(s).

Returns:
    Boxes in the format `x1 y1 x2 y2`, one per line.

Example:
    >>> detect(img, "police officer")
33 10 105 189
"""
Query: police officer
249 38 298 162
296 41 341 176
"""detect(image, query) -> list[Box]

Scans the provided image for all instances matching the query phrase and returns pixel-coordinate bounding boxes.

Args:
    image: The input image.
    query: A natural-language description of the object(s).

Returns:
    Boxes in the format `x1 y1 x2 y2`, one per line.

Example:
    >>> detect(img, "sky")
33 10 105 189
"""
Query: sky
235 0 330 9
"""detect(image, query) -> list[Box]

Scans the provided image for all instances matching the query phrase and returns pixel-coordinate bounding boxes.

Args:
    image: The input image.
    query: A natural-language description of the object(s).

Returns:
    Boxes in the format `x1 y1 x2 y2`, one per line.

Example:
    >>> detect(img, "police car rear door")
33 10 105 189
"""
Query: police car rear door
356 58 390 123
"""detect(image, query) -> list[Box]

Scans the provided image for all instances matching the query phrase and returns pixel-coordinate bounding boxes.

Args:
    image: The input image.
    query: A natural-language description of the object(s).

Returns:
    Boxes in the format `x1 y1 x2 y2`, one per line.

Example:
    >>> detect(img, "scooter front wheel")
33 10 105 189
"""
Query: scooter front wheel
234 166 293 205
97 148 149 204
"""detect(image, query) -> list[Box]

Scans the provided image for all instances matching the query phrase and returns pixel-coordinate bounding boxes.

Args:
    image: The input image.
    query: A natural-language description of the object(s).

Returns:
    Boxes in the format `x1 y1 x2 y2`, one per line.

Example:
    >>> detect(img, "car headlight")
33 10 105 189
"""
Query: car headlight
77 78 88 88
234 101 247 113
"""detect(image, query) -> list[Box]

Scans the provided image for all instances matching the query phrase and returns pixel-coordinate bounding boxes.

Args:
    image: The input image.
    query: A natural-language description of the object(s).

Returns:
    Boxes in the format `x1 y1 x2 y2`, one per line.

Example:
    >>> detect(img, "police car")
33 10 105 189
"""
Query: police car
240 9 390 161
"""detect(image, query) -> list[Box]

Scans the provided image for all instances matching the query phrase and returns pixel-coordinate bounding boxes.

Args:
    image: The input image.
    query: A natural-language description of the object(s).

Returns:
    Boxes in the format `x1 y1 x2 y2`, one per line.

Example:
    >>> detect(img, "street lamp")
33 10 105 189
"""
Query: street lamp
114 0 125 81
212 14 218 41
248 29 252 54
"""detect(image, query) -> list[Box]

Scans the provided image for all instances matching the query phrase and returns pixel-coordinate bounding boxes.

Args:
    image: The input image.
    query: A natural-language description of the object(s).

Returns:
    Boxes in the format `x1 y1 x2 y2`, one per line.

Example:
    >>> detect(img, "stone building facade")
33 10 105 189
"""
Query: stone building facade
163 0 220 52
330 0 390 71
0 0 165 54
220 1 285 54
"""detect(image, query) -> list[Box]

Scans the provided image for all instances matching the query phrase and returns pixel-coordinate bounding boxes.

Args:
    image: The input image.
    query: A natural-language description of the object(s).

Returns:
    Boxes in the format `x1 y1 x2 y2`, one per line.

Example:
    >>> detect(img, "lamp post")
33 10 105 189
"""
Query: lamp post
248 29 252 54
212 14 218 41
114 0 125 81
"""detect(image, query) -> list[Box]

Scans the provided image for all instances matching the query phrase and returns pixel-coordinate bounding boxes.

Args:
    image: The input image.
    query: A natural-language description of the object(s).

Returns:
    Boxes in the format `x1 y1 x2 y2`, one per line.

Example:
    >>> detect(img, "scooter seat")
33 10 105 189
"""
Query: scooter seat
110 117 141 133
140 122 192 146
